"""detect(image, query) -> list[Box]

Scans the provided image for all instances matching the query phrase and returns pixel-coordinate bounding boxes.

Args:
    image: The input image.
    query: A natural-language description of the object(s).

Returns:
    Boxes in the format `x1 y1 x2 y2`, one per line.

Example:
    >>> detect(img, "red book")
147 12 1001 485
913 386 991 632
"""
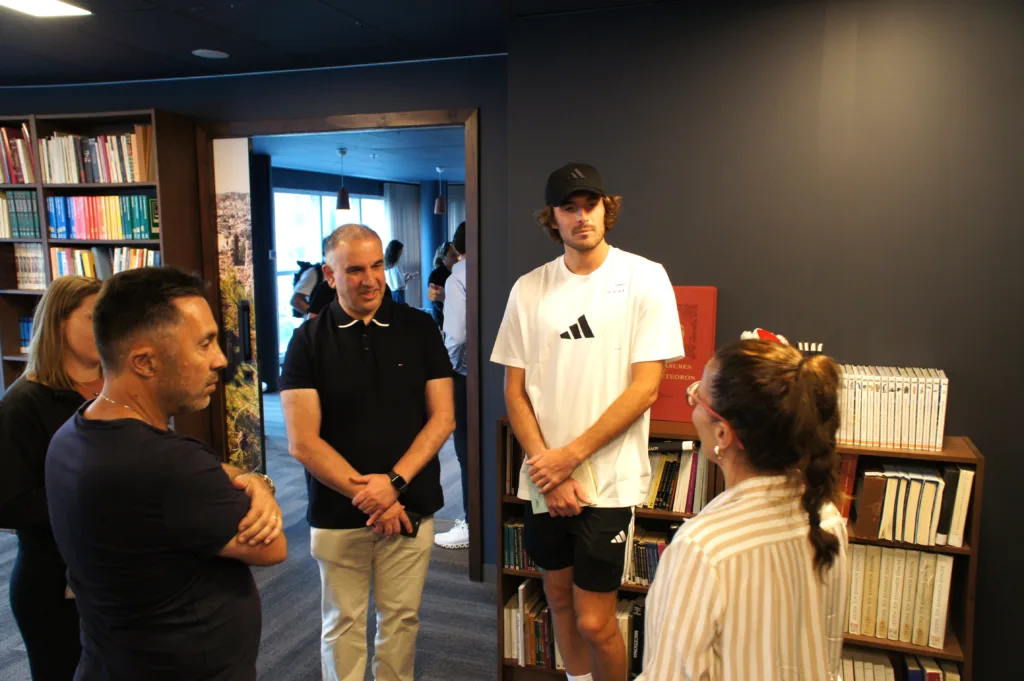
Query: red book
650 285 718 423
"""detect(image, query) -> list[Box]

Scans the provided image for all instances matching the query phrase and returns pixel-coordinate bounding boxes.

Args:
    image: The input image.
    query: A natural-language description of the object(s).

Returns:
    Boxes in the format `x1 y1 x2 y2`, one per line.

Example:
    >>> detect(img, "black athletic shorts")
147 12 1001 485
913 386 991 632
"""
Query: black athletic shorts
523 506 634 593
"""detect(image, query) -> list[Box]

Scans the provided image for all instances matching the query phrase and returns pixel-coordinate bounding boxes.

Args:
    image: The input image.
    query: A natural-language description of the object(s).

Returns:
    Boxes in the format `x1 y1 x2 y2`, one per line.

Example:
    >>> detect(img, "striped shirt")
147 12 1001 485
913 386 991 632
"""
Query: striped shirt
639 474 850 681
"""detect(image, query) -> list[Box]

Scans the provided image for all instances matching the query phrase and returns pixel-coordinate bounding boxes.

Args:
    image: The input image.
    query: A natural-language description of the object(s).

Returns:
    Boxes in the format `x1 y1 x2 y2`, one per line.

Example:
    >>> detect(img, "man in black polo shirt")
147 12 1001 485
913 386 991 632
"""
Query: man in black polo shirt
280 223 455 681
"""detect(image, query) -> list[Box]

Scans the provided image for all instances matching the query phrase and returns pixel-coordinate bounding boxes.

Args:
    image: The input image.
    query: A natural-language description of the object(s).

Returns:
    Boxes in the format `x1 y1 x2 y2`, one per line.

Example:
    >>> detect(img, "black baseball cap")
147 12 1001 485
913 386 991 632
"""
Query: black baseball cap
544 163 606 206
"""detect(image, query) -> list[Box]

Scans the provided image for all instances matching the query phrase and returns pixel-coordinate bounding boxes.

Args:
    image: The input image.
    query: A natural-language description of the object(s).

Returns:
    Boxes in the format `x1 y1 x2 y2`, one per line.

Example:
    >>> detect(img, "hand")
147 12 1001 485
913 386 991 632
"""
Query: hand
427 284 445 302
350 474 399 516
369 502 414 537
234 474 283 545
544 478 591 517
527 447 579 494
404 271 418 282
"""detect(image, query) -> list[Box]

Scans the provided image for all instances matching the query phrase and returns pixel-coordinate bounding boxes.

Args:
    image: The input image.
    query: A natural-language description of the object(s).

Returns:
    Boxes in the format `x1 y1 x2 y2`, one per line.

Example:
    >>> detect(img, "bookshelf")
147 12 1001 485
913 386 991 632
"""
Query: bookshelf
495 418 984 681
0 110 209 443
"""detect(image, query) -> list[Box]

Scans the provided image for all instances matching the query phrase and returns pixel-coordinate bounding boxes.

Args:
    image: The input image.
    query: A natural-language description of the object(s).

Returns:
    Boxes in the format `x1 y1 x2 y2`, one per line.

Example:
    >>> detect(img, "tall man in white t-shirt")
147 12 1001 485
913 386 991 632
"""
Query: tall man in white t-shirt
491 163 684 681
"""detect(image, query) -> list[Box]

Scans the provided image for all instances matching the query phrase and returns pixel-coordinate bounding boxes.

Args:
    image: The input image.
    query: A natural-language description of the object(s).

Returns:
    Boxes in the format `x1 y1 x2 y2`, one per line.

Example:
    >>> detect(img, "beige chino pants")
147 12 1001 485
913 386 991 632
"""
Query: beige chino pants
310 517 434 681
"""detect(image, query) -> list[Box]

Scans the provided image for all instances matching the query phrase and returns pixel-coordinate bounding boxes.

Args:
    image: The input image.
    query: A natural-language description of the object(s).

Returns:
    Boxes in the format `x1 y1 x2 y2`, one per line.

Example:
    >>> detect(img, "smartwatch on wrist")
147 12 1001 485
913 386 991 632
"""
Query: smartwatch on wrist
388 469 408 494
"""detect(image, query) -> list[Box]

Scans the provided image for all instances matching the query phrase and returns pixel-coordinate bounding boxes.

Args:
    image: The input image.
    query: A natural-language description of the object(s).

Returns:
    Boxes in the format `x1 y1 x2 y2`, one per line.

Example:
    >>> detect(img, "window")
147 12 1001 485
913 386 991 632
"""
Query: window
274 191 390 359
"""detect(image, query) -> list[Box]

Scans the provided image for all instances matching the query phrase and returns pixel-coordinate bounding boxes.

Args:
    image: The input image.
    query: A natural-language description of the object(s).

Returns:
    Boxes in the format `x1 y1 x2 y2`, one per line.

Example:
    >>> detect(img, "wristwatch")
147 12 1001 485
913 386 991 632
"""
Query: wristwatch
388 469 409 494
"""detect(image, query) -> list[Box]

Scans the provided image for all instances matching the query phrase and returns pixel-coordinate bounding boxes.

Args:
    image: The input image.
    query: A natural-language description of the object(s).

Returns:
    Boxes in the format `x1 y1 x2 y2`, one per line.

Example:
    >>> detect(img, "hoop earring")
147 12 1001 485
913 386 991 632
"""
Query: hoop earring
713 445 723 460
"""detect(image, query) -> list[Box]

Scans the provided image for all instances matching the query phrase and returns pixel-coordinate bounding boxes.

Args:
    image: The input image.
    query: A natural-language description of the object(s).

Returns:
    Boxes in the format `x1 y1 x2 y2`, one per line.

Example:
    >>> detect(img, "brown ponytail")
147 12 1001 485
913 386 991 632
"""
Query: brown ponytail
710 340 842 575
790 354 842 574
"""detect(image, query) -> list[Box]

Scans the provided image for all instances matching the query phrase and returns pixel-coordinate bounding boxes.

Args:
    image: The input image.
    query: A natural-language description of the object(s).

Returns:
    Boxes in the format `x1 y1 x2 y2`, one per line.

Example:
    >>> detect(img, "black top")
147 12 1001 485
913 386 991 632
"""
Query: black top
280 295 452 529
0 377 84 554
428 265 451 289
428 265 451 327
45 406 260 681
306 278 335 316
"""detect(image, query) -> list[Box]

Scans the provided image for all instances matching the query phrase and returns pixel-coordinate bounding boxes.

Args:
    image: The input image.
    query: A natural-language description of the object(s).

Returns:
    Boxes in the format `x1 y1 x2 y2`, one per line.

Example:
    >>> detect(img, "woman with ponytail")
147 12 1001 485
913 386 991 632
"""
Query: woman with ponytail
638 332 850 681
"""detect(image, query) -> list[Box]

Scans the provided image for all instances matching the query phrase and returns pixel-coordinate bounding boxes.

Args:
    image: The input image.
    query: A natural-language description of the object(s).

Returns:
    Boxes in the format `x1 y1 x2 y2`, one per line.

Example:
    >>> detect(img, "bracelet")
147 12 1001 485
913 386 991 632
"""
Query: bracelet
246 472 275 496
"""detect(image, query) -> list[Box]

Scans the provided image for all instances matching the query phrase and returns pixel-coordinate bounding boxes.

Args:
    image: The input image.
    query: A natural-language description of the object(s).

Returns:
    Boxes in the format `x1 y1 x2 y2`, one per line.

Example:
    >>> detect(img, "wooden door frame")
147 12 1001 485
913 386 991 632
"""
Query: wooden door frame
197 109 484 581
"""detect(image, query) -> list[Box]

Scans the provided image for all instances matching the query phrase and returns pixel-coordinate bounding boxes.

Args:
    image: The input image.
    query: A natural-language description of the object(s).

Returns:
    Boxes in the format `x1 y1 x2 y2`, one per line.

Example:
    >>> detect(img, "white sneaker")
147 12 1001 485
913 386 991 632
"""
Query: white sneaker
434 519 469 549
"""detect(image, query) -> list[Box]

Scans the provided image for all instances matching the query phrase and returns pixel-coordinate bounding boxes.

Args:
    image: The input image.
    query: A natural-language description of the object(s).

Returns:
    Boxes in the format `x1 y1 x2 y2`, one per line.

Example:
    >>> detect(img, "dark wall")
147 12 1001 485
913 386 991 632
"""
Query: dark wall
1 55 508 567
508 1 1023 675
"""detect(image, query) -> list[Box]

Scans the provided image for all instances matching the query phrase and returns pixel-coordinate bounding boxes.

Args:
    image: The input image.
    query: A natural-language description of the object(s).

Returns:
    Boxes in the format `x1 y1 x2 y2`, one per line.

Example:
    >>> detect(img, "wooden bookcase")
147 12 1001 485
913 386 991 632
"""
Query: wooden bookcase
0 110 210 444
495 418 984 681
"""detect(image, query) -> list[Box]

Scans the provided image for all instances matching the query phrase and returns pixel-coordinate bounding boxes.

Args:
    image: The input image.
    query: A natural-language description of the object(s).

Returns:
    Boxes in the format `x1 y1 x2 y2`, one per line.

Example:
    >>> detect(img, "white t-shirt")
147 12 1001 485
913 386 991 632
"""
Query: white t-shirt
385 264 406 292
294 265 320 297
490 246 684 508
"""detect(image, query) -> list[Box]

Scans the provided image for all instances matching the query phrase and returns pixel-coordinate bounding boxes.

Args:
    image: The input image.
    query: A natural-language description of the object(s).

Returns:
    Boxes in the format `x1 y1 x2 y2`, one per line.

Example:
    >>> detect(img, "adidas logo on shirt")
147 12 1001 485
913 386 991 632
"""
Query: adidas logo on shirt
559 315 595 340
610 530 627 544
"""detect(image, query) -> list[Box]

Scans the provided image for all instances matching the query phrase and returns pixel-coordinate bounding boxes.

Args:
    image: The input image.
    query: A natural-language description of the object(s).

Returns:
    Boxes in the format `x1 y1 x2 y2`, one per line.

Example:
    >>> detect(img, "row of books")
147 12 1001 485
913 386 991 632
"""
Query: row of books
625 527 672 587
46 195 159 241
51 247 161 280
502 520 538 571
18 316 33 354
13 243 45 289
853 464 975 548
839 365 948 452
847 545 954 650
644 440 710 513
1 190 41 238
840 650 959 681
1 125 35 184
503 579 647 678
38 126 153 185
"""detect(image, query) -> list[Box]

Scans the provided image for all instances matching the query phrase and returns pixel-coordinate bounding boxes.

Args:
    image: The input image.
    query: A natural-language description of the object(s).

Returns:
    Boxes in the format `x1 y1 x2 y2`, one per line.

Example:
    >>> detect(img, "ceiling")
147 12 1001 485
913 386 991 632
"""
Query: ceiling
0 0 661 87
252 126 466 183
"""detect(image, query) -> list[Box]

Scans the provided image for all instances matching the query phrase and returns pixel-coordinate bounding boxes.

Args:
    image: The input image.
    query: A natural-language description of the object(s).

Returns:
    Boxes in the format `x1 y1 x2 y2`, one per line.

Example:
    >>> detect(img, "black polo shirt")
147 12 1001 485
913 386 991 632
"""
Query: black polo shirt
280 295 452 529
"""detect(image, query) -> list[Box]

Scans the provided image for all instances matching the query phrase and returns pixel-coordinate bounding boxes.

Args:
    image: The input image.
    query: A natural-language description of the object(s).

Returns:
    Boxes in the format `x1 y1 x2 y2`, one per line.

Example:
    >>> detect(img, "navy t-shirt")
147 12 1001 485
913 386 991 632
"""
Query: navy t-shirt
45 405 261 681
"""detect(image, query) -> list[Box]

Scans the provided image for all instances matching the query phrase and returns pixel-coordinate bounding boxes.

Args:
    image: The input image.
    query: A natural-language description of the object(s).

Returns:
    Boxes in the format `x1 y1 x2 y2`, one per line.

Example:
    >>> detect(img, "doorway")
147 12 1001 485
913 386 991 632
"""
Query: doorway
197 110 483 581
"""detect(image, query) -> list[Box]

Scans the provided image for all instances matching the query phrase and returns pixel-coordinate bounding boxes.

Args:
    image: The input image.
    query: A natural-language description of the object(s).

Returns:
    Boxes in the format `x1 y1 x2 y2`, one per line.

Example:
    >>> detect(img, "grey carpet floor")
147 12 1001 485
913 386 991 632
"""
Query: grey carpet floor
0 393 496 681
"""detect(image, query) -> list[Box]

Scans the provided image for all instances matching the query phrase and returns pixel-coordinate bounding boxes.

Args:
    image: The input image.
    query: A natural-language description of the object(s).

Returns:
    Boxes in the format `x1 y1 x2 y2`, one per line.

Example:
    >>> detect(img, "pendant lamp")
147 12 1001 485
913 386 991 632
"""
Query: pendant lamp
337 148 350 211
434 166 447 215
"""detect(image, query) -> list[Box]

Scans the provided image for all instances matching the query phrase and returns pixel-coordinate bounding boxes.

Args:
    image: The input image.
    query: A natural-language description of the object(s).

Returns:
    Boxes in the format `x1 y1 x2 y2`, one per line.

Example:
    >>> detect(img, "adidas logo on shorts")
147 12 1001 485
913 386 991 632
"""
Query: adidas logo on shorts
610 530 627 544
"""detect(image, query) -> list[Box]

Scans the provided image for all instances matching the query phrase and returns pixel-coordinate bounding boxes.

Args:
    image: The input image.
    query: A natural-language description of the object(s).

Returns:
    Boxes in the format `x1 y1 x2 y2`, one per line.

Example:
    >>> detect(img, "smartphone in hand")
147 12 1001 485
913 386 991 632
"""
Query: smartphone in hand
401 511 423 538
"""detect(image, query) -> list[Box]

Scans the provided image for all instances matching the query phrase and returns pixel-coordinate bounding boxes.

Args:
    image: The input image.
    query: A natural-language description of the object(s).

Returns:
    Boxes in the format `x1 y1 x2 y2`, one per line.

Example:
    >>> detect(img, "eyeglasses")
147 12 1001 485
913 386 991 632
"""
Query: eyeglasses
686 381 743 448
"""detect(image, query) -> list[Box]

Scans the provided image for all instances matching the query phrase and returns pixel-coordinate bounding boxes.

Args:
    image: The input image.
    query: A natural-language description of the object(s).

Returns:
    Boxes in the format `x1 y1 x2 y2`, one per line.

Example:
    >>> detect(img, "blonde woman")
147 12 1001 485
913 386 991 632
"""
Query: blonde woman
0 275 103 680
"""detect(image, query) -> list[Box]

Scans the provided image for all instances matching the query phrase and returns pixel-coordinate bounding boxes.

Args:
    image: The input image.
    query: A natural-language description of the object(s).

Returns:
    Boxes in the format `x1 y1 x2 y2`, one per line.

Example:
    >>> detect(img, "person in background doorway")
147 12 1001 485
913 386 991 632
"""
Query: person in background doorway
435 222 470 550
426 240 458 329
384 239 417 305
491 163 684 681
45 267 286 681
281 224 454 681
639 336 849 681
290 238 328 318
0 276 101 681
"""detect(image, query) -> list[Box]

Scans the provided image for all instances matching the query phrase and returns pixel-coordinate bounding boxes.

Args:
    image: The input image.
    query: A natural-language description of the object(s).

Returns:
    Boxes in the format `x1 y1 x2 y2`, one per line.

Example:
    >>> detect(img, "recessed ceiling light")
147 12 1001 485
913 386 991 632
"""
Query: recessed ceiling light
192 49 230 59
0 0 91 16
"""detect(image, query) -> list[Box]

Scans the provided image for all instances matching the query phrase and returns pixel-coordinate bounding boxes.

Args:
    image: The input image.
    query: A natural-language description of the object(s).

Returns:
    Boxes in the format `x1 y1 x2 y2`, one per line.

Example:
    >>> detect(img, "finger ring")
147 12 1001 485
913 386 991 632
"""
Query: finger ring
270 515 279 520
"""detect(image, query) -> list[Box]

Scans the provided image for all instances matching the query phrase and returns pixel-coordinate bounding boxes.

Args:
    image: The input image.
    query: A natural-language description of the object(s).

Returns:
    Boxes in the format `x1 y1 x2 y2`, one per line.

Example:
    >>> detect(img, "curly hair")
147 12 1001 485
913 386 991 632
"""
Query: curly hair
533 195 622 243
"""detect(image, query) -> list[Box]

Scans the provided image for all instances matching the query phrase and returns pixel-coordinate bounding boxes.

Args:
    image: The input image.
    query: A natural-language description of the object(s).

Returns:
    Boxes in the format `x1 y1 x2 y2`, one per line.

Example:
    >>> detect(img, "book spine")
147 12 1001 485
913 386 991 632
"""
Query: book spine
911 553 937 646
898 550 920 642
847 544 866 634
928 554 953 650
875 547 894 638
887 549 906 640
